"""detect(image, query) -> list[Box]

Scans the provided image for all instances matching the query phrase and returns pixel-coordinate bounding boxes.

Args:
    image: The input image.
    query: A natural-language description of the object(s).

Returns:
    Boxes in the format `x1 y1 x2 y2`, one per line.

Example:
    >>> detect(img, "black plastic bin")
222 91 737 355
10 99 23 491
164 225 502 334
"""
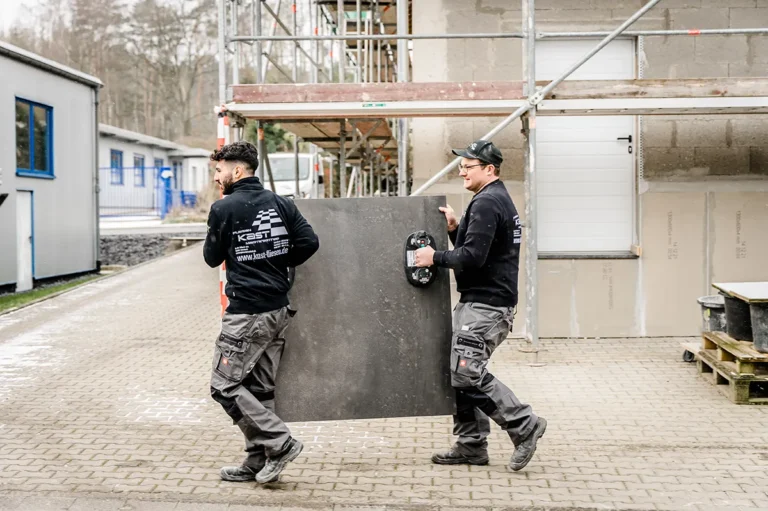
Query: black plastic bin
751 302 768 353
723 294 753 341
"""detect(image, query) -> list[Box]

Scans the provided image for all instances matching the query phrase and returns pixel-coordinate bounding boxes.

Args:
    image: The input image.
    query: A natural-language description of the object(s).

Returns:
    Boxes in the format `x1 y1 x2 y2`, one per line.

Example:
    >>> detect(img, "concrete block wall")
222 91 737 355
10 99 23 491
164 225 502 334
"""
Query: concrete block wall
412 1 768 189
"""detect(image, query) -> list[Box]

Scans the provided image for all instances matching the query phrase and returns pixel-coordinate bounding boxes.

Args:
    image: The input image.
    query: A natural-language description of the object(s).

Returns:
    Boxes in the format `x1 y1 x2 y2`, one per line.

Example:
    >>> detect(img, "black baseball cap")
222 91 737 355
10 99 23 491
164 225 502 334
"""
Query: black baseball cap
452 139 503 166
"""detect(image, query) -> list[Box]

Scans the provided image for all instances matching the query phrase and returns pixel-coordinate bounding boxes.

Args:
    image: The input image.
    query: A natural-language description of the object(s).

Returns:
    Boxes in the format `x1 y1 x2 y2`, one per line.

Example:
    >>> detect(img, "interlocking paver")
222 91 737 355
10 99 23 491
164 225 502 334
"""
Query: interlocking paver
2 245 768 510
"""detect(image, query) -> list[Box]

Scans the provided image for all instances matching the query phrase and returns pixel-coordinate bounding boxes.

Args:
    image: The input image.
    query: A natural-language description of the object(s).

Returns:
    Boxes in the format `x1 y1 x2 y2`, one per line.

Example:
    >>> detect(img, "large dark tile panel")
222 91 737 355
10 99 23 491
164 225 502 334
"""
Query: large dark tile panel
276 196 455 422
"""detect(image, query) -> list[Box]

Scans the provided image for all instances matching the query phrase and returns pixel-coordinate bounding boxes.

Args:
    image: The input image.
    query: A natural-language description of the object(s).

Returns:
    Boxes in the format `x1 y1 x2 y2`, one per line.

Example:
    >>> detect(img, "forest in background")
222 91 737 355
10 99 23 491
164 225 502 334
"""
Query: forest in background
2 0 307 151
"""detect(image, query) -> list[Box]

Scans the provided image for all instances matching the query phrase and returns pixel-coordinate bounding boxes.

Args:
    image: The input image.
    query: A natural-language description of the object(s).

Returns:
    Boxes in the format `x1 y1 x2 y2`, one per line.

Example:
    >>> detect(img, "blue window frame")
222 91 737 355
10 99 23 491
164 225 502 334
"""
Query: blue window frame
110 150 124 185
15 98 54 179
172 161 181 190
134 155 145 187
154 158 164 182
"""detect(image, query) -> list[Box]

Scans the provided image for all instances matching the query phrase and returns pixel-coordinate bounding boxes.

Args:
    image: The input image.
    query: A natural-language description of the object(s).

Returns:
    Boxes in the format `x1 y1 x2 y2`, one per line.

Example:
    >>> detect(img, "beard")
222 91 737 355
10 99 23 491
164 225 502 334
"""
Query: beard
220 176 235 195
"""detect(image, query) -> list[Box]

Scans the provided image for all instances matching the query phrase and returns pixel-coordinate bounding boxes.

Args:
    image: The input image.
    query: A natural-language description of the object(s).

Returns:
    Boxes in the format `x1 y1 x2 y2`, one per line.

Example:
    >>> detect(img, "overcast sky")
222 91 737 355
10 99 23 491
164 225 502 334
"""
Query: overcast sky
1 0 30 32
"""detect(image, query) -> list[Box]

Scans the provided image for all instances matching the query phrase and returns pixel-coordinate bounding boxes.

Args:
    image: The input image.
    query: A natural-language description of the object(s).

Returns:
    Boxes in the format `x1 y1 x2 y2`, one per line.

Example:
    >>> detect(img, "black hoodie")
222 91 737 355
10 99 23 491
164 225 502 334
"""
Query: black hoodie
432 180 521 308
203 177 320 314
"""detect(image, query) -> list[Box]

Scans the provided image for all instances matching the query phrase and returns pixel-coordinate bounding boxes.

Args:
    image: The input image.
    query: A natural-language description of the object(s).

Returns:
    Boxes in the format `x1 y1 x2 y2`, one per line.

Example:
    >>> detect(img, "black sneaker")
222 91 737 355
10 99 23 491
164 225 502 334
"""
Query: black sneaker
431 449 489 466
509 417 547 472
219 464 259 482
255 438 304 484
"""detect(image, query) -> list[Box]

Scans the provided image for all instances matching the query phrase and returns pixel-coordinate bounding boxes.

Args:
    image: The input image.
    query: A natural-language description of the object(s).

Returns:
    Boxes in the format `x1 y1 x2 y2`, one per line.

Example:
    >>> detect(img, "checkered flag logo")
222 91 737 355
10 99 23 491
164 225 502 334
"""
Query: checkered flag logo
253 208 289 237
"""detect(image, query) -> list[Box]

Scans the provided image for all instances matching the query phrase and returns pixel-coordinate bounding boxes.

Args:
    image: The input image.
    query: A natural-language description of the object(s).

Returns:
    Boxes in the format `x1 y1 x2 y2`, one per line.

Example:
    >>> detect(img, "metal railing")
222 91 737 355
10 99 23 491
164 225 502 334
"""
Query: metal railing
98 166 198 219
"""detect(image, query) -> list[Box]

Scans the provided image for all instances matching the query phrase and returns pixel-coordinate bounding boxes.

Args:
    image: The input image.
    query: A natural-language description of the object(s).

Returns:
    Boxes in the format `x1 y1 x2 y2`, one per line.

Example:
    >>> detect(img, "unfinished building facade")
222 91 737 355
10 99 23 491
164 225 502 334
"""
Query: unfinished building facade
216 0 768 341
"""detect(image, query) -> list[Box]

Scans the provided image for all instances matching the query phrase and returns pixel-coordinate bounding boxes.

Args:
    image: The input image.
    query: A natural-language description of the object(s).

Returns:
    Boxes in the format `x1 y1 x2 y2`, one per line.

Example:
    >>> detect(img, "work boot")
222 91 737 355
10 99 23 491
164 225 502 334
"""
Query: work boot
431 449 489 466
508 417 547 472
219 464 260 482
255 437 304 484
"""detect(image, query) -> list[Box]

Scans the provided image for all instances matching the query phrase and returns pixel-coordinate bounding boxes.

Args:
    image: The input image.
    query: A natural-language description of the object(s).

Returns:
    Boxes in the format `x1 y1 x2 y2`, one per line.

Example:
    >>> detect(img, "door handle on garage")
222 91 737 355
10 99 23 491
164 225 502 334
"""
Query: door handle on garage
617 135 632 143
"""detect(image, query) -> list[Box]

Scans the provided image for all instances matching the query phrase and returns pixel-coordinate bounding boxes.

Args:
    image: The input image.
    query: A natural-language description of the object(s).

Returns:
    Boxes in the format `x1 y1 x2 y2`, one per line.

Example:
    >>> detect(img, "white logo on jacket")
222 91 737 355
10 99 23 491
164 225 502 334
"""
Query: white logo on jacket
233 208 290 262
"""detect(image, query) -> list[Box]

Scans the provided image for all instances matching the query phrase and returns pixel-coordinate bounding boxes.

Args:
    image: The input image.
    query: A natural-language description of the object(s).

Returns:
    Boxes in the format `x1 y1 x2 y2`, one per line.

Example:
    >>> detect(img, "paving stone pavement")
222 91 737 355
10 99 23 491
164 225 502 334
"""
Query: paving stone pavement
1 245 768 511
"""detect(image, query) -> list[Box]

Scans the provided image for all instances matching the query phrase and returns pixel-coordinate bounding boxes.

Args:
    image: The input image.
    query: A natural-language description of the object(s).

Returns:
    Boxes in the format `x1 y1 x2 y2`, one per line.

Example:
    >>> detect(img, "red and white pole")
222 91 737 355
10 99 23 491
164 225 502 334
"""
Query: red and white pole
215 105 230 316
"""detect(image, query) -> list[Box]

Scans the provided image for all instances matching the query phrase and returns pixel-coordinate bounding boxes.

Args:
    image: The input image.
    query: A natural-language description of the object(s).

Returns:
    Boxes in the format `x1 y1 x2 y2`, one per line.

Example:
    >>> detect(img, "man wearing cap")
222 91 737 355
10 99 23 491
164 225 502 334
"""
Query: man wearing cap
414 139 546 471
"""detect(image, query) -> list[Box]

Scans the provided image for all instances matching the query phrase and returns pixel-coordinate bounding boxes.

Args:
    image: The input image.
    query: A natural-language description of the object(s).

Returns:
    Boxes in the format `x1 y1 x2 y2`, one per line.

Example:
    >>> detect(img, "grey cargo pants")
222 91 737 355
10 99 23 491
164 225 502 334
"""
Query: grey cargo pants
210 306 294 469
451 302 537 456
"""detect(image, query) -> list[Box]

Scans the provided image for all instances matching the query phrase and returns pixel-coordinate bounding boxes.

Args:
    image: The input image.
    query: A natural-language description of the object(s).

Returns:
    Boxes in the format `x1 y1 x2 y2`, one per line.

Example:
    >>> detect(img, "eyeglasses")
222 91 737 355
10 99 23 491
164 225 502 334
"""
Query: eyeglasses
458 163 488 172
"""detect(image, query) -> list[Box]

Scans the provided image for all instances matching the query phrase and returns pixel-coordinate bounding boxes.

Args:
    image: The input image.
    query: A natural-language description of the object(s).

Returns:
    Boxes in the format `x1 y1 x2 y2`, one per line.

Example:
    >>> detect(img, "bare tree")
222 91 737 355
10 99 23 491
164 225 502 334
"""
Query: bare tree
126 0 217 138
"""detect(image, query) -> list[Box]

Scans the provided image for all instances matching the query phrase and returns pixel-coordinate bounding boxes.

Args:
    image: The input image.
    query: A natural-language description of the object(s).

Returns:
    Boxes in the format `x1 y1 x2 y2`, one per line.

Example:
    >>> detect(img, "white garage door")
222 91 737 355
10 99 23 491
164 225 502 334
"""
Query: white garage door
536 39 636 254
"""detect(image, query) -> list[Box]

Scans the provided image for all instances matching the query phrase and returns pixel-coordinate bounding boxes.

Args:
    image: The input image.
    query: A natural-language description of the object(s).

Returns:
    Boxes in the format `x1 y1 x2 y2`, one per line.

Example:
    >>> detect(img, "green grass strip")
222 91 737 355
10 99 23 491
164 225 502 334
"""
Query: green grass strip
0 275 101 313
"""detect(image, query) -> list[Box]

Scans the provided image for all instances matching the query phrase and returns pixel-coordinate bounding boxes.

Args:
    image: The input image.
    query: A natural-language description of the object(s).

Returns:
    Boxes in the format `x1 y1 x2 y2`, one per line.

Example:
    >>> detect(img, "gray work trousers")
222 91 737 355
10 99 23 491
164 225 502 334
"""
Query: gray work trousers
451 302 537 456
210 306 294 469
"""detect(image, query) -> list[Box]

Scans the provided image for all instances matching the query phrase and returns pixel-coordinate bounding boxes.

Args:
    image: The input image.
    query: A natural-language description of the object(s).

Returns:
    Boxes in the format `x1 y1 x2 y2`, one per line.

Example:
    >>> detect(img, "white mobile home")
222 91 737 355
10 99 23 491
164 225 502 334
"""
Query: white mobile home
0 41 102 292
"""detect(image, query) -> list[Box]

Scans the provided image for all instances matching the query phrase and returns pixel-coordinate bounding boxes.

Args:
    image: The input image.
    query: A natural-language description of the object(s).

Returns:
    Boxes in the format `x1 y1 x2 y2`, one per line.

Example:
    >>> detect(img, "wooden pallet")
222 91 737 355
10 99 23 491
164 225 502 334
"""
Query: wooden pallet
702 331 768 376
694 348 768 405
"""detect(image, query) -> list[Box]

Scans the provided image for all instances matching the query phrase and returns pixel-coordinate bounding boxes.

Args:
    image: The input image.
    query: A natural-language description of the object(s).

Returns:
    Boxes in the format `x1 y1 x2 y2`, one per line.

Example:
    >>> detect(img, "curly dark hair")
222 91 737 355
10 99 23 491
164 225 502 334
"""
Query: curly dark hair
210 141 259 174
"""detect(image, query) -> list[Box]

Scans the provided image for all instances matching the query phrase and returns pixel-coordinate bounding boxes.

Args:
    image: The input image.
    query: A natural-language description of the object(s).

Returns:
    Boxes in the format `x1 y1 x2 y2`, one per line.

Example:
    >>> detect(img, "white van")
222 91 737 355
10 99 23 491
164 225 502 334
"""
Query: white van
265 152 324 199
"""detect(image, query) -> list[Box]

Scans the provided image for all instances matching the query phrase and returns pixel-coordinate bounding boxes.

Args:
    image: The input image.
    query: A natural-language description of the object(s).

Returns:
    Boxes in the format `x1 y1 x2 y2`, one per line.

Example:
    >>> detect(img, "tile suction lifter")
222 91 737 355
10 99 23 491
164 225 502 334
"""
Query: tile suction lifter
404 230 438 287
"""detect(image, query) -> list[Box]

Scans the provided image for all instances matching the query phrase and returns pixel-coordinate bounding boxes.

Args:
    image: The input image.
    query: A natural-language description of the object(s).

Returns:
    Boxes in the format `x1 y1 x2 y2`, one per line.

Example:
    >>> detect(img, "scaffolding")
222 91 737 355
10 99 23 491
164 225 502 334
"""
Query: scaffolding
216 0 768 353
217 0 407 198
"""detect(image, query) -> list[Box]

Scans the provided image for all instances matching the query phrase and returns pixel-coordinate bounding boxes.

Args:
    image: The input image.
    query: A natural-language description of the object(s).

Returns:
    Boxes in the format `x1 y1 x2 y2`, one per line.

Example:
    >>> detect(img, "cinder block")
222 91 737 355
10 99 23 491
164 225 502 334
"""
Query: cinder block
475 0 522 13
592 0 651 8
472 118 523 150
447 12 502 35
729 62 768 77
749 147 768 175
644 147 695 177
702 0 755 7
670 8 729 29
642 119 676 148
536 9 614 24
472 64 522 81
642 37 696 79
412 119 447 181
498 148 524 181
694 146 751 175
446 120 475 150
730 115 768 146
748 36 768 63
412 39 447 82
462 39 497 68
730 7 768 27
608 7 668 25
694 36 748 63
495 38 523 72
667 61 729 78
413 2 446 28
442 0 478 14
535 0 592 9
445 42 468 83
656 0 703 7
675 119 728 147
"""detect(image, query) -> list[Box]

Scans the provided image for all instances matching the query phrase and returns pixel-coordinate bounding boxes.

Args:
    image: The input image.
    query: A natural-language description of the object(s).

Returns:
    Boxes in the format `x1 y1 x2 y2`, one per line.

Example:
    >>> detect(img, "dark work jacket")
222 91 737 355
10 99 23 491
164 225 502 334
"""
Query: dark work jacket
203 177 319 314
433 180 521 308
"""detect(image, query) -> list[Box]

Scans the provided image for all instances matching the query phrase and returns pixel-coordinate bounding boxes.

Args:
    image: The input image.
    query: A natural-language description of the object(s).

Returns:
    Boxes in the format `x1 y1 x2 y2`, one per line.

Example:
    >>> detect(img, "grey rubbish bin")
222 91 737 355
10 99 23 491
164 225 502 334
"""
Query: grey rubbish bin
697 295 726 333
684 295 727 363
